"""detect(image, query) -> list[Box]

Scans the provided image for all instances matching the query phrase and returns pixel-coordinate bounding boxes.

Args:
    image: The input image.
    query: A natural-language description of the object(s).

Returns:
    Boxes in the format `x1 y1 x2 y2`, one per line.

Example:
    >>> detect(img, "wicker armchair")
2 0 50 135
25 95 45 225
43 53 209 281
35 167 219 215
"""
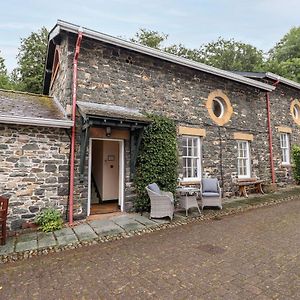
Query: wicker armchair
146 183 174 220
201 178 222 209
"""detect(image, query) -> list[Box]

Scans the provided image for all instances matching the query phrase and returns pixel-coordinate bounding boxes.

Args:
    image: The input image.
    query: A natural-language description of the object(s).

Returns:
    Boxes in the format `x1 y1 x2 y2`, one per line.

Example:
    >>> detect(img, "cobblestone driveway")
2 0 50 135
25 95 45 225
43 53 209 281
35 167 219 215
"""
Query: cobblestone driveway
0 200 299 300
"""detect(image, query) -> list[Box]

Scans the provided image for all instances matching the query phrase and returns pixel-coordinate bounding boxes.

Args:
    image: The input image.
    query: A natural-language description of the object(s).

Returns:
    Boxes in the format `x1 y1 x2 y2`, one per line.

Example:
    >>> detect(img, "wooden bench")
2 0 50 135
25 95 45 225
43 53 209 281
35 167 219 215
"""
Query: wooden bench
236 178 264 198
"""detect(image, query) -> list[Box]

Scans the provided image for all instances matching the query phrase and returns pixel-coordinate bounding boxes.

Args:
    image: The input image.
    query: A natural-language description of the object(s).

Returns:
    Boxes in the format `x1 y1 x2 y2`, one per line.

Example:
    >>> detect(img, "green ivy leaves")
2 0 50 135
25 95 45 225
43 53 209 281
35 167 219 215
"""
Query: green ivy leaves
134 115 178 212
292 145 300 183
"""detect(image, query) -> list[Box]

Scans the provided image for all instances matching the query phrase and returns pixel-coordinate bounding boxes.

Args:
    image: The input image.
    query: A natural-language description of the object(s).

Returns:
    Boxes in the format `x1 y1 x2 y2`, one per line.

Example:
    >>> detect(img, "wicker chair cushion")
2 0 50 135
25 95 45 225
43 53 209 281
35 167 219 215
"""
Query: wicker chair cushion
202 178 218 193
202 192 220 197
147 183 161 195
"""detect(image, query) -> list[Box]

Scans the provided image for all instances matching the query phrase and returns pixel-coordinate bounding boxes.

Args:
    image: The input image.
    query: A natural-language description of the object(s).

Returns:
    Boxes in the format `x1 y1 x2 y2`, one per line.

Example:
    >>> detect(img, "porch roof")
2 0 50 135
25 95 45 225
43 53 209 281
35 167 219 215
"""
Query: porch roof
77 101 150 124
77 101 148 178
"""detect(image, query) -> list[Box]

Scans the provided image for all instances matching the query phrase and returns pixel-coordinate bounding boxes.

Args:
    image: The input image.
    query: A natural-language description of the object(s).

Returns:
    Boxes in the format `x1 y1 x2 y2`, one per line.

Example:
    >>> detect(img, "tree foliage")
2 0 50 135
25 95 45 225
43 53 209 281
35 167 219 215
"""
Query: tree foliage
0 51 12 89
130 28 168 49
267 27 300 82
134 115 178 212
17 27 48 93
198 38 264 71
131 29 264 72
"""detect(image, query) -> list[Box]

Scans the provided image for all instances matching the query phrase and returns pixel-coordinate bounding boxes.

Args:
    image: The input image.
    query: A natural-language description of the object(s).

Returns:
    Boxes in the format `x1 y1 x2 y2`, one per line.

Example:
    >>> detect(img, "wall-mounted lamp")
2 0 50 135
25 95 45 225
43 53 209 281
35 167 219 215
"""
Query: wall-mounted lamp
106 127 112 137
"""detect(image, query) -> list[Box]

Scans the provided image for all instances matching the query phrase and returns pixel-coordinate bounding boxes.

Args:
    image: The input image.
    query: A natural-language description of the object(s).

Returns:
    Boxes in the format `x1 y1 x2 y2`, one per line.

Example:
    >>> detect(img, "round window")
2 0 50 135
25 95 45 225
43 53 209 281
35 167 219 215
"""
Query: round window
293 105 299 119
206 90 233 126
212 97 225 118
290 100 300 125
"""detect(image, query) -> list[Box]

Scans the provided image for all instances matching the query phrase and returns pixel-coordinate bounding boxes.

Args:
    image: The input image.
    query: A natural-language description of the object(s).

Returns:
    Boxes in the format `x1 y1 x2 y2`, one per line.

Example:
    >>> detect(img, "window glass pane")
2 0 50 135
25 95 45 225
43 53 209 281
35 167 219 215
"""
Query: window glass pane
237 141 250 177
182 136 201 180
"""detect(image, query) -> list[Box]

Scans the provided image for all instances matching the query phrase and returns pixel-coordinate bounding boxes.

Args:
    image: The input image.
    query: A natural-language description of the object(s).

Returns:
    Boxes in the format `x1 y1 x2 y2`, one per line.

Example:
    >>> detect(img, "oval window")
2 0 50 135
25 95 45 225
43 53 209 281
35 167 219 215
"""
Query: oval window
206 90 233 126
293 105 299 120
290 100 300 125
213 97 225 118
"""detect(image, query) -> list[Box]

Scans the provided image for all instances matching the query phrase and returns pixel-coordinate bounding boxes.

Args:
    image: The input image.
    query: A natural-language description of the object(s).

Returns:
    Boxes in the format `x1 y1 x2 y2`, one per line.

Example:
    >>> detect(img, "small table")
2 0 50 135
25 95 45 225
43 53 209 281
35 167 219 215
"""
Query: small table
176 187 201 216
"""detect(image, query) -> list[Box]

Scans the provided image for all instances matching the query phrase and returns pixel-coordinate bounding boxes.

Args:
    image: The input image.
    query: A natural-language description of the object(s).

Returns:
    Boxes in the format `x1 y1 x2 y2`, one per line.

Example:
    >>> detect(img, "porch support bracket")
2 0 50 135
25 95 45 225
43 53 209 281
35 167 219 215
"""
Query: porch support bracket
130 127 144 180
79 119 90 180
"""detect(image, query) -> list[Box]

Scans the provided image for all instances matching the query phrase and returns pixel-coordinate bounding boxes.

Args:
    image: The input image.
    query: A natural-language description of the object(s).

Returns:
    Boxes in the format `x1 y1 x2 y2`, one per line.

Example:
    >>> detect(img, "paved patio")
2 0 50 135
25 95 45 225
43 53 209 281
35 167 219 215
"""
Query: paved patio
0 212 182 257
1 186 300 259
0 198 299 299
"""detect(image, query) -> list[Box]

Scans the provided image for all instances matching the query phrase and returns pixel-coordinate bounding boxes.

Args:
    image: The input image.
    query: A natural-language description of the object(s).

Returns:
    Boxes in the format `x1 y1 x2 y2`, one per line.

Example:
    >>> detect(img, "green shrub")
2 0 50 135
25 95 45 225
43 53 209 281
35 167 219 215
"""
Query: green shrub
134 114 178 212
35 208 63 232
292 145 300 183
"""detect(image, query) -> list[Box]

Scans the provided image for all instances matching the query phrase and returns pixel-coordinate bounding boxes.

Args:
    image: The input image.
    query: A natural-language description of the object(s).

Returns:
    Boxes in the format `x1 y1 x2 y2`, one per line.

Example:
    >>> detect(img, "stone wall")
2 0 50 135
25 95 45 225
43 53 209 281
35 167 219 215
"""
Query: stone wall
261 79 300 185
72 36 271 193
49 33 274 213
0 124 71 230
49 34 72 109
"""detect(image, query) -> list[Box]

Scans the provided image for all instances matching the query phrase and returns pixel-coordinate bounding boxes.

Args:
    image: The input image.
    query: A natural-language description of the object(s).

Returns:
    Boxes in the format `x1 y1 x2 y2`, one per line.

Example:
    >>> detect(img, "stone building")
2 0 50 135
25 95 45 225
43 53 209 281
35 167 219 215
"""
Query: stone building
43 20 276 221
0 90 72 230
1 20 300 230
235 72 300 185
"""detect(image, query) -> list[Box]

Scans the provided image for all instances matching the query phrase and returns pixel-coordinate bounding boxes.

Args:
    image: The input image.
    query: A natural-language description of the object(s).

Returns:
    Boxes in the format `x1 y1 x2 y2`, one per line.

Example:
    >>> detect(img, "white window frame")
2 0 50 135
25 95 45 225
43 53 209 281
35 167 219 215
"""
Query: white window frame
182 136 201 182
213 98 225 118
237 140 251 179
280 133 290 165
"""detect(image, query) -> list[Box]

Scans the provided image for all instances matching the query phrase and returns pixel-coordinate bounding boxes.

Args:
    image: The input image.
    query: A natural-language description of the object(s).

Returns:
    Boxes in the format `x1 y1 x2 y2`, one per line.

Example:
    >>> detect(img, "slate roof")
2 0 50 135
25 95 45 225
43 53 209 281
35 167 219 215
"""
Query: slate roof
233 72 300 91
77 101 150 123
0 89 73 128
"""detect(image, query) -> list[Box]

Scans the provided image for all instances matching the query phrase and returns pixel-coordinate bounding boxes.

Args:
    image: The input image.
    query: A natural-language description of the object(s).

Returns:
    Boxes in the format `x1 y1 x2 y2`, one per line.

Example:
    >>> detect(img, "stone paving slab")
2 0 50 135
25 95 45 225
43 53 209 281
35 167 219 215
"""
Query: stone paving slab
0 237 15 255
73 224 98 241
53 227 74 237
89 219 124 236
17 232 37 243
113 216 145 232
54 228 78 246
130 214 158 227
15 240 37 252
149 217 171 224
55 233 78 246
37 232 57 249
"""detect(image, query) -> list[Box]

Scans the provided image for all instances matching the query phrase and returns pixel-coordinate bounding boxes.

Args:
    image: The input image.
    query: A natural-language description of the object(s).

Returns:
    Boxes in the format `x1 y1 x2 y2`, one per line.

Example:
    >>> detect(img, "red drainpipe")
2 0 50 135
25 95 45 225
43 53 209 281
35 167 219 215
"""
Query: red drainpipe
266 79 280 184
69 29 83 226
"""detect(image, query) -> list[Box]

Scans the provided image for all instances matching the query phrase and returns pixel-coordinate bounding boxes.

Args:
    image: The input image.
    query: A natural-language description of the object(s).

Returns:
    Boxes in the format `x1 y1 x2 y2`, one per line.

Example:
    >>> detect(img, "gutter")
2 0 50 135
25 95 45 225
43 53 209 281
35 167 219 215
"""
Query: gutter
0 115 73 128
266 72 300 90
46 20 275 93
68 29 83 226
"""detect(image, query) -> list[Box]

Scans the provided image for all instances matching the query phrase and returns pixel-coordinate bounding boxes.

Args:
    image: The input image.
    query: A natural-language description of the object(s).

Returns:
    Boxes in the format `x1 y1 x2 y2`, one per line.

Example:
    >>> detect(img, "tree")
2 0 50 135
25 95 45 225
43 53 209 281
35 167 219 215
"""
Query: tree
164 44 203 62
130 28 168 49
0 51 12 89
16 27 48 93
130 30 264 72
198 38 264 71
267 27 300 82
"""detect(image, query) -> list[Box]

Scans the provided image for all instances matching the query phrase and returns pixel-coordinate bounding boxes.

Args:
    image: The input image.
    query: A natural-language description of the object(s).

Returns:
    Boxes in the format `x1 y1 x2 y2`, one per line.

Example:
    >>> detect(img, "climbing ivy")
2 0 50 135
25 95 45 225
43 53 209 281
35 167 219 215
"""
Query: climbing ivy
292 145 300 183
134 115 178 212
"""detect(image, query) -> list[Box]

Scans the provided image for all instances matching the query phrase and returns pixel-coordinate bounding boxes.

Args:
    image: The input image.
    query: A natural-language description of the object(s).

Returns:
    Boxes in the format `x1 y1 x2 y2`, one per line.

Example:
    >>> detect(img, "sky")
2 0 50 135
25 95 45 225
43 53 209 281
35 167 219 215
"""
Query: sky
1 0 300 72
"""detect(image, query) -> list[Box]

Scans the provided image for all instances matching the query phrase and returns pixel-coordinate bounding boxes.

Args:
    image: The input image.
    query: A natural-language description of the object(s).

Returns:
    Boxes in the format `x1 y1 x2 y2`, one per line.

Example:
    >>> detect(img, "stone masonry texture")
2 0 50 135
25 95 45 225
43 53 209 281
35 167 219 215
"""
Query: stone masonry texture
0 199 299 299
262 79 300 185
0 124 71 230
50 32 272 214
